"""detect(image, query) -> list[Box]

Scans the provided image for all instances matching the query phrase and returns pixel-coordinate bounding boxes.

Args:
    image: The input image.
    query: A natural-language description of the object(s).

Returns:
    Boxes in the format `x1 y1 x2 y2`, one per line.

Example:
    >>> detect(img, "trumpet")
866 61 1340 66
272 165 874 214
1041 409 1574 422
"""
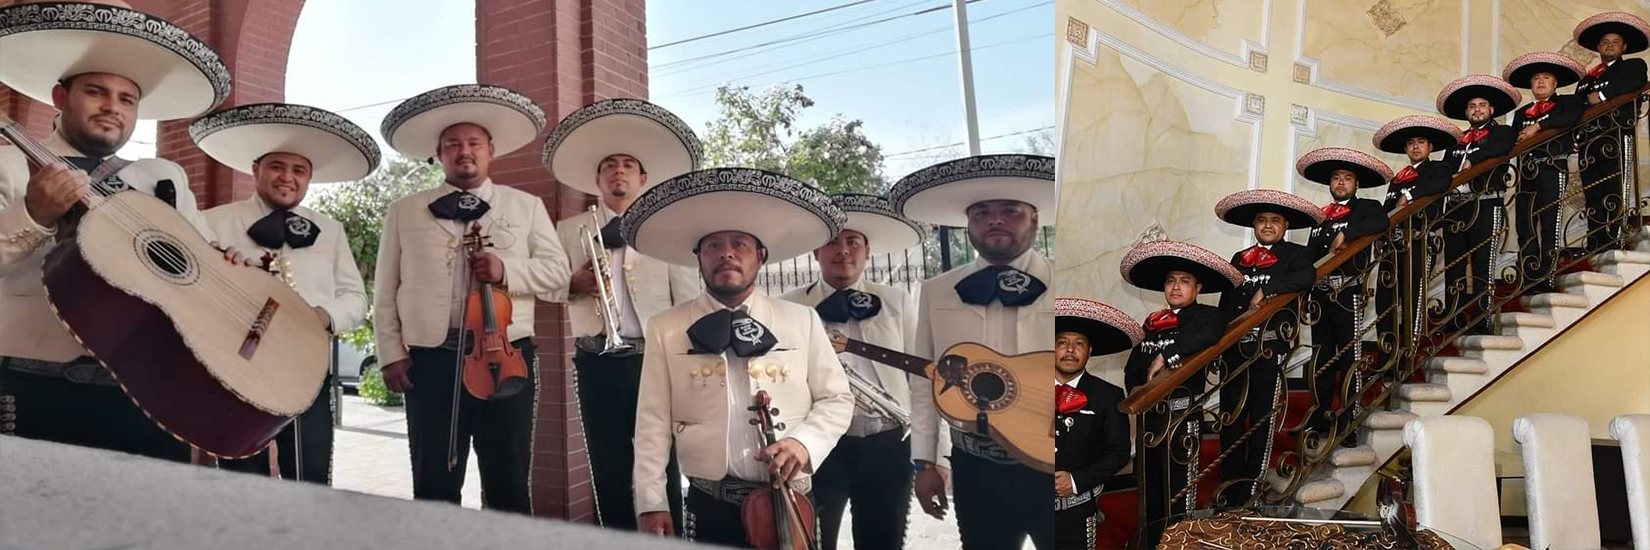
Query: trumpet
843 366 909 433
578 206 636 355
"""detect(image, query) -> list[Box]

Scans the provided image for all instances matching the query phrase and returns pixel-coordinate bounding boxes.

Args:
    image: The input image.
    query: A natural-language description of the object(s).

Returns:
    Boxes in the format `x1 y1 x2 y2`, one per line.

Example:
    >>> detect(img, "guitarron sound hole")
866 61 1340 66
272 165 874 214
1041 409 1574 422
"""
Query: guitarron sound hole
135 231 199 284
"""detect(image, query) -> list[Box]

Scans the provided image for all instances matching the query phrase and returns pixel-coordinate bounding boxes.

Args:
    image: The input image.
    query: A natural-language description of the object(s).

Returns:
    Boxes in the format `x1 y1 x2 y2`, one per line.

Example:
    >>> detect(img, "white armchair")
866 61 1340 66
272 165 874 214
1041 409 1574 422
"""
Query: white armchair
1514 413 1602 550
1404 415 1502 549
1613 414 1650 550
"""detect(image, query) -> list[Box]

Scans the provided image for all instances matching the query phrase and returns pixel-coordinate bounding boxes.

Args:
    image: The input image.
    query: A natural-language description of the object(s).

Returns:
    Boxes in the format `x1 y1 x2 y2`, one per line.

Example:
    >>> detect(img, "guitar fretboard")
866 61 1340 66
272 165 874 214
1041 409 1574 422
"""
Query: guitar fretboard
841 339 931 379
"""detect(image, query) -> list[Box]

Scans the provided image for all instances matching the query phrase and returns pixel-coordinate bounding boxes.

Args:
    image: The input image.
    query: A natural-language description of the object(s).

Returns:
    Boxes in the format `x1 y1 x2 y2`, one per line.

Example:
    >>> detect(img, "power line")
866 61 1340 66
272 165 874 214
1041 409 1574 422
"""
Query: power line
651 0 931 76
649 0 884 51
883 125 1053 158
651 0 992 71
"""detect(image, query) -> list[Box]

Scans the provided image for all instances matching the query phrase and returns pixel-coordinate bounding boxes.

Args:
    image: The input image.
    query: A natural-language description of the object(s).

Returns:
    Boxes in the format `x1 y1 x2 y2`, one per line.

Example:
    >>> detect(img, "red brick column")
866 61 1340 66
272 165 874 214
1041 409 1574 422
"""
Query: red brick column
476 0 648 522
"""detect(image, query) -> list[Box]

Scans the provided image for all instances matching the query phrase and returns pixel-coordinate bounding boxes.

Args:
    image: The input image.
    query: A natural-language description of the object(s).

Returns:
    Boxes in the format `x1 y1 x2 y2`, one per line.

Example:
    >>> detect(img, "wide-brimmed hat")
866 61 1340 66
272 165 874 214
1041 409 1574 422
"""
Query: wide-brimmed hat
829 193 925 256
889 154 1055 228
1296 147 1394 189
1436 75 1522 120
1214 189 1325 229
381 84 547 161
1502 52 1585 89
1574 11 1649 54
0 2 231 120
1372 115 1463 154
1120 239 1243 294
621 167 846 268
1056 298 1144 356
190 103 381 184
541 98 702 196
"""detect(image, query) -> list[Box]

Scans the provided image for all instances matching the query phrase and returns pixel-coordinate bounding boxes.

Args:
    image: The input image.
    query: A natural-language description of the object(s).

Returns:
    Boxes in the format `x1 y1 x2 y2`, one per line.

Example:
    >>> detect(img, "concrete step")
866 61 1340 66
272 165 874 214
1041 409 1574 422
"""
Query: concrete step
1560 271 1627 314
1597 250 1650 281
1496 312 1558 346
1458 334 1526 366
1425 356 1490 375
1295 477 1345 505
1397 383 1454 416
1524 292 1591 328
1330 446 1378 467
1366 411 1418 462
1494 312 1555 329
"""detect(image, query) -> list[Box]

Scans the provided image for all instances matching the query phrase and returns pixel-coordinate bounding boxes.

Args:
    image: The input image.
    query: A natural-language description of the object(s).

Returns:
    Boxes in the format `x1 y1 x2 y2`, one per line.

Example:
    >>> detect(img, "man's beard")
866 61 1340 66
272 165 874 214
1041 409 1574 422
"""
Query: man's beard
63 120 123 158
968 230 1029 260
706 272 754 298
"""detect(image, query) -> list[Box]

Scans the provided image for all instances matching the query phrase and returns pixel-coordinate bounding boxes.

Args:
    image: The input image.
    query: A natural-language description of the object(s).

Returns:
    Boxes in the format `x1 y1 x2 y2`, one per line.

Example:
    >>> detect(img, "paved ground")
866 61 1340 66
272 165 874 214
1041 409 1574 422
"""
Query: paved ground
332 394 992 549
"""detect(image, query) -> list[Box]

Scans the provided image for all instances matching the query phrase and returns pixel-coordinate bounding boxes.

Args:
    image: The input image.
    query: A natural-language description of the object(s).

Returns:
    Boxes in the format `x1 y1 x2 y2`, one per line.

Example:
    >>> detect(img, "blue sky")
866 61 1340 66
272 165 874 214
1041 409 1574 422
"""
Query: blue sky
125 0 1053 181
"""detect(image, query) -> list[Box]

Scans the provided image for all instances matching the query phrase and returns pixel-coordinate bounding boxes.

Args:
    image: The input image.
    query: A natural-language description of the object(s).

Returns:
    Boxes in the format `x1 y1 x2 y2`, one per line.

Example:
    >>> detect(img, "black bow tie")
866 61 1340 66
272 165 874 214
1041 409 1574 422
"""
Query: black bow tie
687 308 778 357
63 156 130 195
955 265 1046 307
428 190 491 221
600 216 626 249
247 209 321 249
815 288 881 323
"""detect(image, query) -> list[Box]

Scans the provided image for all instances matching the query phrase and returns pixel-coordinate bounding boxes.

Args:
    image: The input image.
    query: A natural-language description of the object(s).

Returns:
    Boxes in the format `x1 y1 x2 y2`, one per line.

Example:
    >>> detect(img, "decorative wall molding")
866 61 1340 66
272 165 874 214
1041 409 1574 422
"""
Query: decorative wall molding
1093 0 1273 72
1293 56 1435 111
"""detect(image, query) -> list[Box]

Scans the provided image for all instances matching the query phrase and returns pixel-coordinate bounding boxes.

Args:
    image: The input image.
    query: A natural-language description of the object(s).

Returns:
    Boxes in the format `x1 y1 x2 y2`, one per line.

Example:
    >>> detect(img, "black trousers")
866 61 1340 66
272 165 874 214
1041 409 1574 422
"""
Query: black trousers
1217 338 1286 505
221 374 334 483
1 365 190 462
1377 219 1432 358
1054 501 1098 550
1136 403 1198 548
812 427 912 550
953 449 1054 550
683 484 818 548
404 339 536 513
1440 195 1501 333
573 348 683 530
1308 284 1364 438
1515 159 1565 289
1580 125 1633 250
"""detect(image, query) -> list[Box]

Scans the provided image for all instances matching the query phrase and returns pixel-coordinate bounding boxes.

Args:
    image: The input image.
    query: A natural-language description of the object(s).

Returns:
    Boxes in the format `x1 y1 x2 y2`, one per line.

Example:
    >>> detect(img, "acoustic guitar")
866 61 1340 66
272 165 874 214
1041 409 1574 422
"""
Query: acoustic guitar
1 117 329 458
827 330 1054 473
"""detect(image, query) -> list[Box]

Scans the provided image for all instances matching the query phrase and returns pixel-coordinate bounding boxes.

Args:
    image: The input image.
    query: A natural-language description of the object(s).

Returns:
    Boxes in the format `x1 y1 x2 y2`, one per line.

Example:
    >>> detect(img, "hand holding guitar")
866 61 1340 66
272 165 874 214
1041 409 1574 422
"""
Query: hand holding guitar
23 163 88 227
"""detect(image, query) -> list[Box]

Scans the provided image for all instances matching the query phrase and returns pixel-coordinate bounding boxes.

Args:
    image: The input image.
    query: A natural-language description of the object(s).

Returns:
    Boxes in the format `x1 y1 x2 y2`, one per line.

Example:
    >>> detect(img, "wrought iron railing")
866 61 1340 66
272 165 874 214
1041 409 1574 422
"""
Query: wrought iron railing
1120 84 1648 547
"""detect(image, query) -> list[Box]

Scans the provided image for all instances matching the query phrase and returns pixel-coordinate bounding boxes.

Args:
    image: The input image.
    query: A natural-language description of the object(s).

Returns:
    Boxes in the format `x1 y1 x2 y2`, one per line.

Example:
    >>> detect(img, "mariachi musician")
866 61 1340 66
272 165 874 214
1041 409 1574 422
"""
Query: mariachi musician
0 1 229 461
192 103 377 483
1435 74 1520 335
1053 298 1136 550
1571 12 1649 251
373 84 570 513
625 167 853 546
1371 115 1461 360
1504 52 1586 292
542 98 703 530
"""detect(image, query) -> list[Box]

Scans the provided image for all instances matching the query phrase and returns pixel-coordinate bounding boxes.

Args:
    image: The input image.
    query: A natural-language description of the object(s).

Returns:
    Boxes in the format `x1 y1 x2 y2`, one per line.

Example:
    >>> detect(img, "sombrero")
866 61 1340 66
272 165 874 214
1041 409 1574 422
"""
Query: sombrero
0 1 231 120
1120 239 1243 294
190 103 381 184
1056 298 1144 356
1296 147 1395 189
1436 75 1522 120
541 98 702 196
1574 12 1649 54
1214 189 1325 229
889 154 1055 227
621 167 846 268
830 193 926 256
1502 52 1585 89
1373 115 1463 154
381 84 547 161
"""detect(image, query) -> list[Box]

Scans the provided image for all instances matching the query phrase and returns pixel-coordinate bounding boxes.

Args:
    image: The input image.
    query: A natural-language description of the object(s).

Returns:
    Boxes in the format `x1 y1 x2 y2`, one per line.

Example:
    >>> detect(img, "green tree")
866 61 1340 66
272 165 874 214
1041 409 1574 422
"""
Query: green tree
308 155 443 351
703 84 886 194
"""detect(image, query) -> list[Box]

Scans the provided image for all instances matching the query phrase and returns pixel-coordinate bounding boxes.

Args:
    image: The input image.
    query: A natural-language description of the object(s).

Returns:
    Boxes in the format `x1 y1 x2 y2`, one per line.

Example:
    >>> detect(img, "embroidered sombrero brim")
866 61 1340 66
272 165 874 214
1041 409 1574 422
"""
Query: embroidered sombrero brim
1575 12 1650 54
1297 147 1394 189
832 193 925 256
1373 115 1463 154
1120 239 1242 294
1055 298 1143 356
542 98 702 196
1436 75 1522 120
190 103 381 184
0 2 230 121
381 84 547 161
890 154 1055 228
1502 52 1585 88
621 168 846 268
1215 188 1325 229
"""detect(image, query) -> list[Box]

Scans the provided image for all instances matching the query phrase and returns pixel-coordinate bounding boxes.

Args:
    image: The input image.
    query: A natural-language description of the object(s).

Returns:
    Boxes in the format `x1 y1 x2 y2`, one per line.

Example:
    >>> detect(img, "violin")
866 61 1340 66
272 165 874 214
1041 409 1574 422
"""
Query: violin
742 390 819 550
447 222 530 470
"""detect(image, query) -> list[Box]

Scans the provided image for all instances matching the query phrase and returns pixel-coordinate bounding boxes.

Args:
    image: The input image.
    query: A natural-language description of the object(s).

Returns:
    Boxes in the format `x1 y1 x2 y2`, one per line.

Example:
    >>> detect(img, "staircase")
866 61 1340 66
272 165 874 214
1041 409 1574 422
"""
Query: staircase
1289 228 1650 509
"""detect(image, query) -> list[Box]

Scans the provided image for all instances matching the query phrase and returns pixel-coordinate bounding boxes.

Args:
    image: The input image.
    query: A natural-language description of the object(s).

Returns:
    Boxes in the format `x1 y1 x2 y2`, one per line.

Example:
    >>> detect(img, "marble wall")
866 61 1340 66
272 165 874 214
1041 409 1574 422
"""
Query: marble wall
1301 0 1465 107
1109 0 1270 59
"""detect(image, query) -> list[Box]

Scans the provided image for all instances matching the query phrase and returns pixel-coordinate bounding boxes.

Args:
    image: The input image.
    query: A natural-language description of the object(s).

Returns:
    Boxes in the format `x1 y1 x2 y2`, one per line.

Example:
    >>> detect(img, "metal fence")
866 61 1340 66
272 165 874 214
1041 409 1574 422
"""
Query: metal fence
755 226 1056 295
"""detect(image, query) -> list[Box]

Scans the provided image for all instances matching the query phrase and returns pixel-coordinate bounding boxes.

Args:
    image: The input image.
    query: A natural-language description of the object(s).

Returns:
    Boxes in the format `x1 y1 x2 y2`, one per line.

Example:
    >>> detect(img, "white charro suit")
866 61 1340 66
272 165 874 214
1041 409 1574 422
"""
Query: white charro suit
202 198 367 333
373 180 569 365
0 131 216 362
632 292 854 514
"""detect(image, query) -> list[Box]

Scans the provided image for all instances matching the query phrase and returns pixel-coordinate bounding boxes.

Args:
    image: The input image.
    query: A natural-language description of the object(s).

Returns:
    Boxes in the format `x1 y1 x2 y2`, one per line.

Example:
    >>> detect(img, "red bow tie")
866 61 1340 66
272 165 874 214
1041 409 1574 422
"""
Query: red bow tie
1056 384 1088 415
1145 308 1179 332
1461 127 1490 145
1322 203 1351 221
1239 245 1279 268
1525 100 1555 118
1392 165 1418 186
1588 63 1608 77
